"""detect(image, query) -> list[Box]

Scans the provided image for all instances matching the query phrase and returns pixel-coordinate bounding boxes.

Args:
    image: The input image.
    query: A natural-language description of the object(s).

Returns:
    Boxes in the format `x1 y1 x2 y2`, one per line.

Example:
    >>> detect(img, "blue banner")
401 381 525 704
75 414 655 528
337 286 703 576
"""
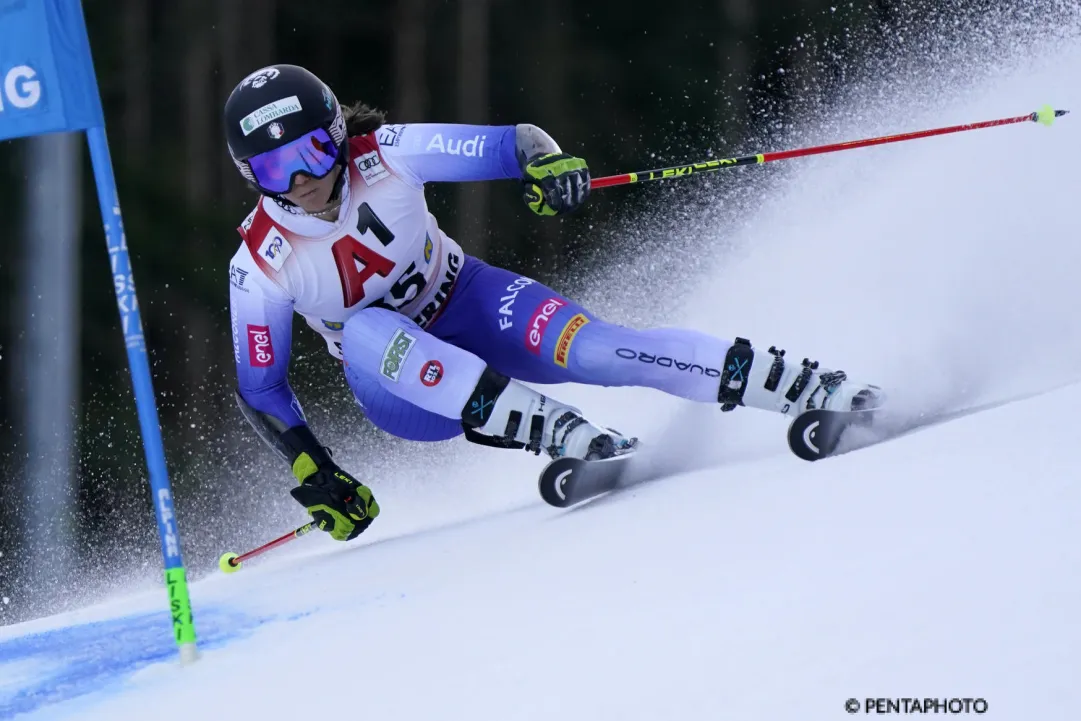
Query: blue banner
0 0 104 141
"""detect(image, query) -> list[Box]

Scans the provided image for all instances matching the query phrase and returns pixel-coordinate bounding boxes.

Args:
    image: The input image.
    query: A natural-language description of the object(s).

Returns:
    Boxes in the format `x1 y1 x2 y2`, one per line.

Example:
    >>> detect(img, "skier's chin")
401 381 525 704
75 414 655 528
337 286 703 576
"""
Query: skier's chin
285 171 339 213
294 193 330 213
289 187 331 212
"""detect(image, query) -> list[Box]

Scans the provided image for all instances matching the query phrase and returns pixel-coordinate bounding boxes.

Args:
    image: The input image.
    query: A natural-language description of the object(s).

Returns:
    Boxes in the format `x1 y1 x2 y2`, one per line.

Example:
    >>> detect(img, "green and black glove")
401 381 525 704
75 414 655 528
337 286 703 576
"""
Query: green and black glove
289 452 380 541
522 152 591 216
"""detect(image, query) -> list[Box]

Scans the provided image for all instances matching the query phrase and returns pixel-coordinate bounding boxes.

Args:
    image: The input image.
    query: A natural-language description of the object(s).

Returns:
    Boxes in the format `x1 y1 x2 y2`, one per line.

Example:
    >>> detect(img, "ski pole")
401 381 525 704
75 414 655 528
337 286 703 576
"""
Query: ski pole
591 105 1068 190
218 522 317 574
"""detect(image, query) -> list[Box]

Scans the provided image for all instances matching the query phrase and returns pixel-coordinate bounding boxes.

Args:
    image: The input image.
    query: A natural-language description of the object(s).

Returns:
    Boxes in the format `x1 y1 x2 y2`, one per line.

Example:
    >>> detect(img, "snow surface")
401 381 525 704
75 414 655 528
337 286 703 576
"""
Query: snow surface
4 386 1081 720
4 12 1081 721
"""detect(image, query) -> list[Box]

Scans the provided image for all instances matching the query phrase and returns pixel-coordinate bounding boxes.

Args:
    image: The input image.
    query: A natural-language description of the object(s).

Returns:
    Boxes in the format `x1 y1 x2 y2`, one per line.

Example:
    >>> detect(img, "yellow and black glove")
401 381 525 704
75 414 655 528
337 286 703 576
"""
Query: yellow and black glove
289 452 380 541
522 152 591 216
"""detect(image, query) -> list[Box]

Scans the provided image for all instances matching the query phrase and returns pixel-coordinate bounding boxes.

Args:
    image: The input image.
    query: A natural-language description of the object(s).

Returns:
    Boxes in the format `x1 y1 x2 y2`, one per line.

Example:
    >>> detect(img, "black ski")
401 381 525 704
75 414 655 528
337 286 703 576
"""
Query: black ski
538 454 636 508
787 385 1068 462
787 407 879 461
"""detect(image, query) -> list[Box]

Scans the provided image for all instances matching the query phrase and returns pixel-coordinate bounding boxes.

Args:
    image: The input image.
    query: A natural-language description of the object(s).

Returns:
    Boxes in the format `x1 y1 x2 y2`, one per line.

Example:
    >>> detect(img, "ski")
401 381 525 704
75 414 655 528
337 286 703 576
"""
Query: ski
787 385 1070 461
538 454 637 508
787 407 880 461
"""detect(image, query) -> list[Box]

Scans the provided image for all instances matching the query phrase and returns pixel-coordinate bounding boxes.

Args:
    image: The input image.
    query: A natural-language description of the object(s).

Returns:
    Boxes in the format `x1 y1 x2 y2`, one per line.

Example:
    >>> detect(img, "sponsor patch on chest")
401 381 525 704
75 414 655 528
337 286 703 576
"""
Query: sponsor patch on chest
257 226 292 271
354 151 390 186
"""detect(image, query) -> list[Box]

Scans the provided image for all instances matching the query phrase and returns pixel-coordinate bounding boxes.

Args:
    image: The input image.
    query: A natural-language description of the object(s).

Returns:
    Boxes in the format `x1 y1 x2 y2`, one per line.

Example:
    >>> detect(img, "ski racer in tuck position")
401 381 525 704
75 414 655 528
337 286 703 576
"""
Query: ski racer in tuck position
225 64 883 541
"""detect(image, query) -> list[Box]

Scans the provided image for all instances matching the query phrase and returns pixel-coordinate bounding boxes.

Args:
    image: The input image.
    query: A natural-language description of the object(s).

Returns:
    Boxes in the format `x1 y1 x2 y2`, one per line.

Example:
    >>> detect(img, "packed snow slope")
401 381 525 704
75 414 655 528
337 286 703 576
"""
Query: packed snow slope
4 9 1081 721
3 386 1081 720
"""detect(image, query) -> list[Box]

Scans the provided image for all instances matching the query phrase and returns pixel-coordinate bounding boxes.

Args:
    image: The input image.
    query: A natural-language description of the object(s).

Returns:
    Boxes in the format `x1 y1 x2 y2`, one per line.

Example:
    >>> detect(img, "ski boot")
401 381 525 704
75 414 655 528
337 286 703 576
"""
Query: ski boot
461 369 637 460
715 337 885 418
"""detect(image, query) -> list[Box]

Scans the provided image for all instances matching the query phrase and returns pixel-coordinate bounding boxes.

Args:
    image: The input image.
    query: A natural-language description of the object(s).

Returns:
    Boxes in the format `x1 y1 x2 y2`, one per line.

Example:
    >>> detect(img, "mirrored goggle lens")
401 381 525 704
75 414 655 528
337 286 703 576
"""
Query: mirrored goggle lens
247 128 339 193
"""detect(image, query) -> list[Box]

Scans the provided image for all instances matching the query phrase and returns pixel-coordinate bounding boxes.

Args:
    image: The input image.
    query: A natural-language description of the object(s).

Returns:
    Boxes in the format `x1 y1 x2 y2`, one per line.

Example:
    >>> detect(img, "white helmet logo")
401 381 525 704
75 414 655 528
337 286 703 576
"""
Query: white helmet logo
267 122 285 139
241 67 280 89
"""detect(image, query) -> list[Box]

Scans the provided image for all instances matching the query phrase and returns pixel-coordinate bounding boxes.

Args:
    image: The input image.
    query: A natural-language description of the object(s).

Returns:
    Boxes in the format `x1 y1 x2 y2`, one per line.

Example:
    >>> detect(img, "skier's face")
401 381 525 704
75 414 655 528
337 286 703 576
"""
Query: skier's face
282 164 342 212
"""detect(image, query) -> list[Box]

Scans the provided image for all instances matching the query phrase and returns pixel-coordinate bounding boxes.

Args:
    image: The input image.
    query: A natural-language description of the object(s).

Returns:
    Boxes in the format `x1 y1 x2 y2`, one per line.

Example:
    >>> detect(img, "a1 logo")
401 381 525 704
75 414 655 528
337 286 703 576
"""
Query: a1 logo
0 66 42 111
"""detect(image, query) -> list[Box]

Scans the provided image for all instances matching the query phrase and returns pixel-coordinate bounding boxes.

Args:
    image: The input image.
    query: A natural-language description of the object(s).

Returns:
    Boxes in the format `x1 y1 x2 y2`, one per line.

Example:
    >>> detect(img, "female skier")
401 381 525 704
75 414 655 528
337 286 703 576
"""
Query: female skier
225 64 881 541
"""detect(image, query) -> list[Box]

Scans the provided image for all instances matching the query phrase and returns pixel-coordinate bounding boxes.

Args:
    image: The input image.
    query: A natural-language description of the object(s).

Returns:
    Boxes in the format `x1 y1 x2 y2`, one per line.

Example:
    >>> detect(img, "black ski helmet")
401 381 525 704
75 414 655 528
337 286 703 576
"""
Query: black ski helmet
223 64 347 196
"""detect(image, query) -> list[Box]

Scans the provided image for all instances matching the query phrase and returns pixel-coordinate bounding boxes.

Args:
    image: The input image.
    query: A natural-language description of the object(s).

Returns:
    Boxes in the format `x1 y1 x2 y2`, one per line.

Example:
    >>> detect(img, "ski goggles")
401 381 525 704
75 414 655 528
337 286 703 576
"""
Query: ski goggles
247 128 339 193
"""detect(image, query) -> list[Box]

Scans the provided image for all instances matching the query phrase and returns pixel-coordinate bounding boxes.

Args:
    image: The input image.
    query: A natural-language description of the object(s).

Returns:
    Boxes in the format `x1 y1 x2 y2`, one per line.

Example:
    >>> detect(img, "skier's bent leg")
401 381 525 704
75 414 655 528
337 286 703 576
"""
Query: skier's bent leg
346 374 464 442
342 308 477 441
566 322 883 418
427 258 882 419
341 307 635 459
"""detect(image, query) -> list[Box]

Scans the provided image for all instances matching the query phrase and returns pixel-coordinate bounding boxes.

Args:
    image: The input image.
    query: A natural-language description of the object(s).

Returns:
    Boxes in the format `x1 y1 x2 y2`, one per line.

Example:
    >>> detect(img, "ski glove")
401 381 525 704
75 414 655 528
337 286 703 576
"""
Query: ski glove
522 152 591 216
289 452 380 541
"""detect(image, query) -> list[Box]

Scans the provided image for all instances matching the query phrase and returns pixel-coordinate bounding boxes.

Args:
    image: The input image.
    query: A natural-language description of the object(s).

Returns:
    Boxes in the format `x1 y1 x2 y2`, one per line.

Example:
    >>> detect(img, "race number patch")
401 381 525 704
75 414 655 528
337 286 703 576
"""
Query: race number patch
381 329 416 382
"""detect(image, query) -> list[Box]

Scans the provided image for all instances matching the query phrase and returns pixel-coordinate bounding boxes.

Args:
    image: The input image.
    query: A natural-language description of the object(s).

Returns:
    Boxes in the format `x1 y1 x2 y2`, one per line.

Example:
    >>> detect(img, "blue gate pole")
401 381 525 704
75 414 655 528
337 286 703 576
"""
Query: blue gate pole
0 0 199 662
85 125 199 664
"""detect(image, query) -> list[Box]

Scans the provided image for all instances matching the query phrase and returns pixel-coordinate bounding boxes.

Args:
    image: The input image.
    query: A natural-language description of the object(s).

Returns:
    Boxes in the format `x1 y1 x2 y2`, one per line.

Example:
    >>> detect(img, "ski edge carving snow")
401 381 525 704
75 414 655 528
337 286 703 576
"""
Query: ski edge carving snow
786 381 1081 462
538 455 635 508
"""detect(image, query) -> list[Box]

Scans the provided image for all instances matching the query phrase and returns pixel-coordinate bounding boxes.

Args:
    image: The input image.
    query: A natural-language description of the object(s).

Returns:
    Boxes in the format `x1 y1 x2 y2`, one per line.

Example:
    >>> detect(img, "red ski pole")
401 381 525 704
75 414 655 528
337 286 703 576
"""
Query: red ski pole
591 106 1068 190
218 522 317 574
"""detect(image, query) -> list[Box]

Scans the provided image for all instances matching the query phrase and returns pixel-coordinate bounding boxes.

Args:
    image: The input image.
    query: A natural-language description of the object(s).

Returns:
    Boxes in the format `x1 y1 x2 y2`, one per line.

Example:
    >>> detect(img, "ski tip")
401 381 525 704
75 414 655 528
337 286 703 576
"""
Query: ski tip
219 551 242 574
538 458 580 508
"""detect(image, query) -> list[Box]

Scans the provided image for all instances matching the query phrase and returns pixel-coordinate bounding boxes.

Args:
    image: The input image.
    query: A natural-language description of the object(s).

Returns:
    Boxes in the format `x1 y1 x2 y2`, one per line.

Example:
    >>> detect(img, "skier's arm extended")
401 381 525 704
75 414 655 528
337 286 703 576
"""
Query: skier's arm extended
229 245 305 450
376 122 589 216
229 246 379 541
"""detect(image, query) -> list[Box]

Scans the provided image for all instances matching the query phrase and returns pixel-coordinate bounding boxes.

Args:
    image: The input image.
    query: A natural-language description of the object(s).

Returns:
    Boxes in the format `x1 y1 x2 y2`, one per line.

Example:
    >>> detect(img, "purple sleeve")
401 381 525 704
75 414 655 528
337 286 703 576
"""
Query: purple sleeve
374 123 520 187
229 247 305 428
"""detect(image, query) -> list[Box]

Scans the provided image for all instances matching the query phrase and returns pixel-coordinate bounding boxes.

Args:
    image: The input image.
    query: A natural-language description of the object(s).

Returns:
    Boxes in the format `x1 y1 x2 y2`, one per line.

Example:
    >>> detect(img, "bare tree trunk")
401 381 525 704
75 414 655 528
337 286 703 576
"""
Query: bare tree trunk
185 2 213 210
719 0 755 128
394 0 428 122
218 0 276 427
122 0 150 173
456 0 491 257
18 132 82 606
218 0 247 215
245 0 278 70
182 0 216 445
535 0 569 264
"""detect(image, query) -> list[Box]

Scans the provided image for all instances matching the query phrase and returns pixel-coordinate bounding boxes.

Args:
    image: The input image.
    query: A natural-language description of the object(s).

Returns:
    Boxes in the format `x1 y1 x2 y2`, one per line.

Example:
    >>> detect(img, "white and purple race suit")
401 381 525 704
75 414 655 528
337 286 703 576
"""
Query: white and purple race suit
229 123 734 441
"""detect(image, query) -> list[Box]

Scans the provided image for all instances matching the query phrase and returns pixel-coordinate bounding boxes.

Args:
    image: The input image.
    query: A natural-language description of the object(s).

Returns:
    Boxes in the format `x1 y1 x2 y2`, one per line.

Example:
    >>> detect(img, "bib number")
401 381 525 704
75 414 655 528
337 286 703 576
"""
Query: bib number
332 203 396 308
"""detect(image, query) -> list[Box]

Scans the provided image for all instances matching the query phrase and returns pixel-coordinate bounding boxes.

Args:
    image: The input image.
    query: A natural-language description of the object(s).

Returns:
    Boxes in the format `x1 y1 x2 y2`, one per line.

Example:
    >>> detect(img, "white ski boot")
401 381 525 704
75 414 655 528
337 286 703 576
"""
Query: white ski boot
462 372 637 460
716 337 884 418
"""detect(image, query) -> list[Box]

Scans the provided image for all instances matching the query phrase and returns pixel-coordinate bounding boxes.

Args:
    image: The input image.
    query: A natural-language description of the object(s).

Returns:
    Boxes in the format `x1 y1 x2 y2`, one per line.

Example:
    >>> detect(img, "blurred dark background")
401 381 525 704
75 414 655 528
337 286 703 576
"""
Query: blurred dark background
0 0 962 623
